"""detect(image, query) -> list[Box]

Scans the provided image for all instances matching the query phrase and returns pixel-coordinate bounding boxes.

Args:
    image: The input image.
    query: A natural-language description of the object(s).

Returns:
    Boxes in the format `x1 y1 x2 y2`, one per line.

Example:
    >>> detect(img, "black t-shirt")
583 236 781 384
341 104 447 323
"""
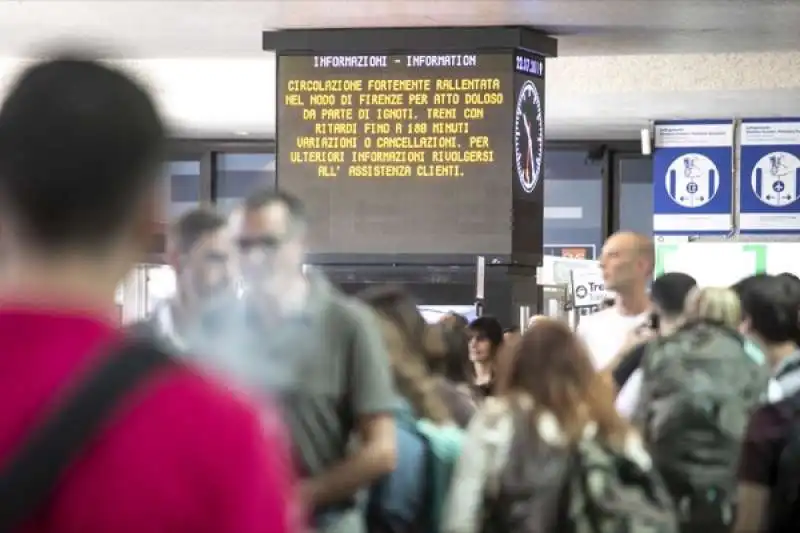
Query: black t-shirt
612 343 647 390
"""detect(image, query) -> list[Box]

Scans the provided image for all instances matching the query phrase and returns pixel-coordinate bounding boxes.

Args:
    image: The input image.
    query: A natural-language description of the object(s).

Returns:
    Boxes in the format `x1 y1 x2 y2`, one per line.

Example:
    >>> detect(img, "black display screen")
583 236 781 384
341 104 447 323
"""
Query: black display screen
277 53 515 255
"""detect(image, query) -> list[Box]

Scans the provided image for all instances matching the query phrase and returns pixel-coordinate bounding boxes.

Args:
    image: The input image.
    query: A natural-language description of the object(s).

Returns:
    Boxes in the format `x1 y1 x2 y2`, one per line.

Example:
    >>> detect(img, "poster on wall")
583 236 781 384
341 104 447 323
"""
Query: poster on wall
739 119 800 234
652 120 734 235
543 244 596 260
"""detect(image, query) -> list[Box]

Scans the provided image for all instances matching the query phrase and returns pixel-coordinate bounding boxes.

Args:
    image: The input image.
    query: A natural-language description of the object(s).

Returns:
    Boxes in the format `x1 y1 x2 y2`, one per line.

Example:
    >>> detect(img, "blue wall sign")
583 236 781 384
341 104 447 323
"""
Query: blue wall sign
652 120 734 235
739 119 800 234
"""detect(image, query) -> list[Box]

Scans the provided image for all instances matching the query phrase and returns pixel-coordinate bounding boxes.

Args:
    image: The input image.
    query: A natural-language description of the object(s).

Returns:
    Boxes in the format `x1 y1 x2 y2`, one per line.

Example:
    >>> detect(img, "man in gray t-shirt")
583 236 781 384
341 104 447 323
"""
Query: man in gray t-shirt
231 190 397 533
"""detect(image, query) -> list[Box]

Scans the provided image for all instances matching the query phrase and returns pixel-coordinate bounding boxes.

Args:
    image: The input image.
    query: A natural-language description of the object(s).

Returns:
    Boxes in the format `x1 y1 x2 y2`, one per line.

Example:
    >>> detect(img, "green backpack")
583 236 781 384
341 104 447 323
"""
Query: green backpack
636 321 769 525
483 406 677 533
563 438 679 533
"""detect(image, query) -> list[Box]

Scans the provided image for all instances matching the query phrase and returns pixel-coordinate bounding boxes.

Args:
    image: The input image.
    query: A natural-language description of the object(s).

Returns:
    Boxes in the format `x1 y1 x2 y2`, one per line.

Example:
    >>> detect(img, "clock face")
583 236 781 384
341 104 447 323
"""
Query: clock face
514 80 544 194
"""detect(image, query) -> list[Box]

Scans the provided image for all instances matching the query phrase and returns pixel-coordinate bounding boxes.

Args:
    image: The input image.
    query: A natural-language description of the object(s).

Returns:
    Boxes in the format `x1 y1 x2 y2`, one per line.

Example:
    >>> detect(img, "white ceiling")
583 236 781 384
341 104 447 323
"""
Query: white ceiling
1 0 800 139
3 0 800 58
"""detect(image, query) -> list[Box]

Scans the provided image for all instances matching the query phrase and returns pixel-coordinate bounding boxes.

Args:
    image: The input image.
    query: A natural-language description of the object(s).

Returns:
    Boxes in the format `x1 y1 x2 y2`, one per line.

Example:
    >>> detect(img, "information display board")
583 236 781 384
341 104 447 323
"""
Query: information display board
277 53 515 255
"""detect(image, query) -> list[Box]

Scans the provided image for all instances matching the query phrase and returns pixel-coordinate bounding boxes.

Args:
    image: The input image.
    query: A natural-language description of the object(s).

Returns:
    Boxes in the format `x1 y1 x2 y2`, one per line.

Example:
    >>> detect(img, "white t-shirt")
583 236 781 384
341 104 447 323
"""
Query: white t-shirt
577 307 649 418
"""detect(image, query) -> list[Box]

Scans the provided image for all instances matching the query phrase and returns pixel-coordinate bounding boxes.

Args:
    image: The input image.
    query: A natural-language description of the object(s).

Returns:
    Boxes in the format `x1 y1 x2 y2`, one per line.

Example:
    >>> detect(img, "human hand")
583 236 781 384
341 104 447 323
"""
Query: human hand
621 324 656 353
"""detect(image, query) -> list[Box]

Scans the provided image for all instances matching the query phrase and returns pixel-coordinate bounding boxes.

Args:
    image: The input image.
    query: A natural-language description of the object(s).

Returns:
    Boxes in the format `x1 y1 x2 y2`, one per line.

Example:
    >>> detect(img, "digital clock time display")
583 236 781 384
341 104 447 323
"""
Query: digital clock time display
514 54 544 77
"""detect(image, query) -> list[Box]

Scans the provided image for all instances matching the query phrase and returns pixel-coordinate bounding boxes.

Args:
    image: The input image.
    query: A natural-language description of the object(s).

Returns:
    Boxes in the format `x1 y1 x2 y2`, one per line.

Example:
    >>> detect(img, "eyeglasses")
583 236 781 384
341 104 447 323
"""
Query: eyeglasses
237 235 285 253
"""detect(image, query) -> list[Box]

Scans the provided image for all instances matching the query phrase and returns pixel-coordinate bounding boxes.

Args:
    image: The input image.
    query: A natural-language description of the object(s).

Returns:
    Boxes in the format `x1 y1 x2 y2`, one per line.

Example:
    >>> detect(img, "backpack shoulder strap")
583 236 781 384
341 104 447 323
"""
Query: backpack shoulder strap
0 338 175 532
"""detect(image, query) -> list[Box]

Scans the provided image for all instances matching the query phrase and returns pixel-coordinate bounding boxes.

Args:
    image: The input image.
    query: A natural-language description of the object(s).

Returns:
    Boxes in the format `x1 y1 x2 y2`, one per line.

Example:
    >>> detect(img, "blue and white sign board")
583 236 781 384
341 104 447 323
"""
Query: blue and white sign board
652 121 734 234
739 119 800 234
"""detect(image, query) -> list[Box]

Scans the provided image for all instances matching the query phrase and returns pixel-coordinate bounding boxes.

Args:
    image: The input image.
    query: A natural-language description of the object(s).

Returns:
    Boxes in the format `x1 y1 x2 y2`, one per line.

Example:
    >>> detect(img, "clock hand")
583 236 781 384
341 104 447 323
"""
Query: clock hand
525 145 531 180
522 114 531 142
525 116 535 173
527 136 535 175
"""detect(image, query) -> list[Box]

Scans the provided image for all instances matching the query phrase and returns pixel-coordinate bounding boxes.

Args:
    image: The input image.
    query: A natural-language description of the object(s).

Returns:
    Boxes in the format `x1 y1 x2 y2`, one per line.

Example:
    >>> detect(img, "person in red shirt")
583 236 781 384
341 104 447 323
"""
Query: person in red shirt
0 54 298 532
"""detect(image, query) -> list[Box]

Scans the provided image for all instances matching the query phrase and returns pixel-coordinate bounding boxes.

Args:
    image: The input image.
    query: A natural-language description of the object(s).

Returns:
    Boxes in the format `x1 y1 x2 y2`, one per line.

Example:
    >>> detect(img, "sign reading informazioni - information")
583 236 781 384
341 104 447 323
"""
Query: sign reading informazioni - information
652 120 734 235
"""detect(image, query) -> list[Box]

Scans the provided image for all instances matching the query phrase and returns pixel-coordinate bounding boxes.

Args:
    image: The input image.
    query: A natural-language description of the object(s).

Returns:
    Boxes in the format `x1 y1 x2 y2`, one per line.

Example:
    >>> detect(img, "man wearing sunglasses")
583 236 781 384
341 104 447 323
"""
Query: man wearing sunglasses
232 189 397 533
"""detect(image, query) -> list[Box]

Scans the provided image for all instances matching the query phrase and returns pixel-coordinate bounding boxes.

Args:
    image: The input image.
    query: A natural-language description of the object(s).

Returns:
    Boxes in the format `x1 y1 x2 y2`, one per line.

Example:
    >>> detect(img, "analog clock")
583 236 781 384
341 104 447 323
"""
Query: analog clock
514 80 544 194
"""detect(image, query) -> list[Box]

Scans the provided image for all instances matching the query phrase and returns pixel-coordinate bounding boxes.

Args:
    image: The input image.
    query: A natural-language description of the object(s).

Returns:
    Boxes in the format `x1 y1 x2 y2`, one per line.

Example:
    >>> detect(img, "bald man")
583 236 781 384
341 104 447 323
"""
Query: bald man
577 232 654 417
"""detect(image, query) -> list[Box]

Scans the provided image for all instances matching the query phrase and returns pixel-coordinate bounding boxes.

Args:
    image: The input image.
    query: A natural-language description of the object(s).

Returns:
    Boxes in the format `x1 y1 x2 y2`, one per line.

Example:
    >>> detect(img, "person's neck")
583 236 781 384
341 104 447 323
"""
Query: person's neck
261 273 309 317
614 285 650 317
0 254 121 316
170 290 199 334
767 342 799 371
473 362 492 385
659 316 681 337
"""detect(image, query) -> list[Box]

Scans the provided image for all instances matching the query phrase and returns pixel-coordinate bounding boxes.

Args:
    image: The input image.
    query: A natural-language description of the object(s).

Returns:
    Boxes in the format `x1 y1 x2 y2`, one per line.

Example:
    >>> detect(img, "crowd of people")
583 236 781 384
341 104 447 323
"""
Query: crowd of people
0 55 799 533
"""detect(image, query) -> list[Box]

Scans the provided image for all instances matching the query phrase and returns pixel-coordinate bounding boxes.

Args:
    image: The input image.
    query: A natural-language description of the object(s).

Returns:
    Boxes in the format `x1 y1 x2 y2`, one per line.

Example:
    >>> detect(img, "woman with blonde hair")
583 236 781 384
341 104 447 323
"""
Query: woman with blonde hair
443 318 674 533
682 285 743 330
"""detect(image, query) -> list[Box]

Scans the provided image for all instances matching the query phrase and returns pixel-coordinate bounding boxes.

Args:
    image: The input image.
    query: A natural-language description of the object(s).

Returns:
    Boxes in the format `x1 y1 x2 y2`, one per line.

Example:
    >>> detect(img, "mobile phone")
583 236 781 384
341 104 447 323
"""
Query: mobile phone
648 312 660 332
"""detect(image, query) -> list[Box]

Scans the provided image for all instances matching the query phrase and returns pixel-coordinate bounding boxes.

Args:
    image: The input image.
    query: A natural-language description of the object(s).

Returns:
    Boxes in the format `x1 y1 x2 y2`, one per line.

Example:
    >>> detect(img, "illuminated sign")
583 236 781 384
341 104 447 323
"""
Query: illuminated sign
277 52 545 255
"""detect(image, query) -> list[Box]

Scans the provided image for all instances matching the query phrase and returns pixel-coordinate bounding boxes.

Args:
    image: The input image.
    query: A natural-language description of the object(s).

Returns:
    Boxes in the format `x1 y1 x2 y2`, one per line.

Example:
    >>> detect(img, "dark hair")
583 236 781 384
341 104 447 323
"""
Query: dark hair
468 316 504 352
732 273 769 298
170 208 226 254
359 285 451 423
737 274 800 345
243 189 306 225
0 55 165 252
432 319 471 384
651 272 697 317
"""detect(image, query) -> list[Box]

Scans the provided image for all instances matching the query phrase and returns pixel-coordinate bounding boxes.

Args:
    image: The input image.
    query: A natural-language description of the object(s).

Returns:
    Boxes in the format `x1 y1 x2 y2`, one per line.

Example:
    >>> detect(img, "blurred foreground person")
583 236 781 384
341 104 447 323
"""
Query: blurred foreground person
360 286 464 533
443 318 675 533
734 274 800 533
635 287 768 533
0 56 296 532
132 207 236 353
232 190 396 533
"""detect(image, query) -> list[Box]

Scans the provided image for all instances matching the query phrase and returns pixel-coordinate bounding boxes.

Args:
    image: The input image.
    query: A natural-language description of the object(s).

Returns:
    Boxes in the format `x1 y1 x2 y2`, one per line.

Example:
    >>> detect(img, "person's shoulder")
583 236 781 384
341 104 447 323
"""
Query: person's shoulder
746 400 792 443
577 308 617 333
325 285 378 329
585 307 620 323
56 359 284 528
105 363 268 467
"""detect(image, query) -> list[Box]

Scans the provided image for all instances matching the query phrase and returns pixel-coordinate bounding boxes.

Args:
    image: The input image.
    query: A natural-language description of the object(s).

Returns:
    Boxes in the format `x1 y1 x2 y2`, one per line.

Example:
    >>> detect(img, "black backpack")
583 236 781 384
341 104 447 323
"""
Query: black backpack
0 339 173 532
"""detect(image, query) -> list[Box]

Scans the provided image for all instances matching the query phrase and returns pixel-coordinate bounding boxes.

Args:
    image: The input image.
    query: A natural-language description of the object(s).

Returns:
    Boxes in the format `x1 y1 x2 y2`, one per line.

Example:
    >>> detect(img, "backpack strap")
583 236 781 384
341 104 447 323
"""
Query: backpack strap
0 338 174 532
415 429 437 532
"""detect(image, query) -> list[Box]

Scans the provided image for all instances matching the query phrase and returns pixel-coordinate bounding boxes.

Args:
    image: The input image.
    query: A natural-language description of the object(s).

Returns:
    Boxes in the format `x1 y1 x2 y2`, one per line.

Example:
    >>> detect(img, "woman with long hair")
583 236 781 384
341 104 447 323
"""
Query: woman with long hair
359 285 453 424
430 314 478 428
443 318 662 533
359 286 464 533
